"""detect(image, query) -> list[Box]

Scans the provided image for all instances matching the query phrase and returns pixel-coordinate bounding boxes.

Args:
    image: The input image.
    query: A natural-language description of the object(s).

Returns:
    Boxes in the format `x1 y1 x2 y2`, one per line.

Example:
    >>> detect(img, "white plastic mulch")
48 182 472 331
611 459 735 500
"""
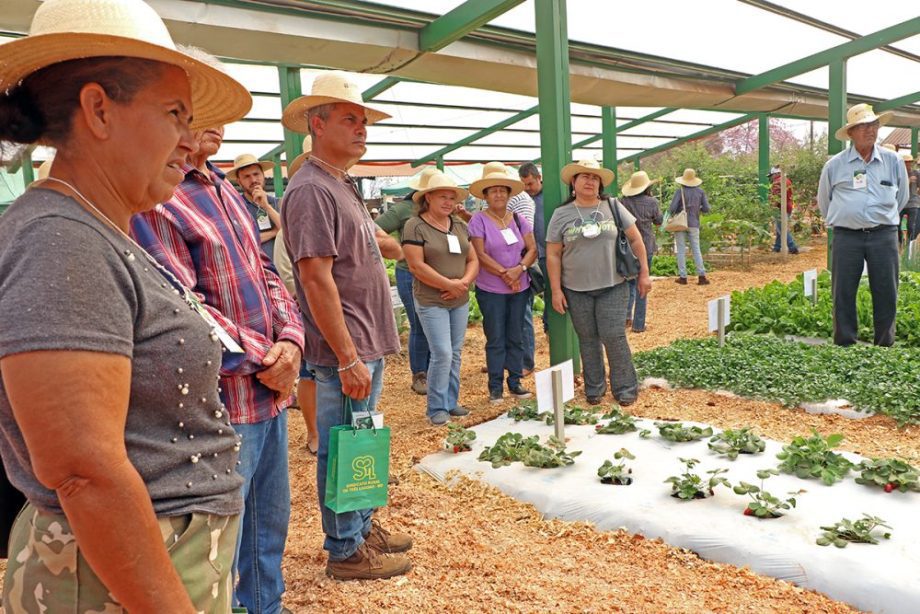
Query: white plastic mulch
417 414 919 614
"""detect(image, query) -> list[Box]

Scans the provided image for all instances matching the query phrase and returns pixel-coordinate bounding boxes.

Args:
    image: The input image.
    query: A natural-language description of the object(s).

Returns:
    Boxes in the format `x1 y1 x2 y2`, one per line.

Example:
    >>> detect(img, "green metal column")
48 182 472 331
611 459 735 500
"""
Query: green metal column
535 0 578 368
272 156 284 199
21 151 34 185
912 127 918 158
278 65 304 174
601 106 618 192
827 60 847 268
634 159 640 171
436 156 445 172
758 114 770 204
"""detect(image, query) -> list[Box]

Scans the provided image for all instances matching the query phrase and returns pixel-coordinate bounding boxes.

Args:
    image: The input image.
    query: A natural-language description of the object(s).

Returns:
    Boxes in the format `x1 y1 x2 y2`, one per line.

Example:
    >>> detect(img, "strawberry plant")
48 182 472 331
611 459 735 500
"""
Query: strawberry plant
776 430 853 485
708 427 766 460
594 407 638 434
816 514 892 548
597 448 635 485
665 457 731 500
733 469 798 518
545 405 599 426
655 421 713 443
507 400 546 422
444 423 476 453
855 458 920 493
521 435 582 468
478 432 541 468
639 429 651 438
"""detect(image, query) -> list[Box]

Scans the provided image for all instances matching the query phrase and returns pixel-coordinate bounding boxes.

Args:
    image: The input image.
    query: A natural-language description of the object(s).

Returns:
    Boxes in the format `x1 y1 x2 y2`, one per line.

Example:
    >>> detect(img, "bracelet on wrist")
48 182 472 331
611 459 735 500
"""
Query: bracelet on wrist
337 358 360 373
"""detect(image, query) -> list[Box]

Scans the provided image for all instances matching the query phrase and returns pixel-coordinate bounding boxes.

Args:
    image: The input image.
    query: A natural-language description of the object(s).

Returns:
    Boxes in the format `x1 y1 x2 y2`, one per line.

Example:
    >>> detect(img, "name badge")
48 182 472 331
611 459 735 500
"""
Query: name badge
446 233 462 254
500 227 519 245
257 213 272 231
853 171 867 190
192 302 245 353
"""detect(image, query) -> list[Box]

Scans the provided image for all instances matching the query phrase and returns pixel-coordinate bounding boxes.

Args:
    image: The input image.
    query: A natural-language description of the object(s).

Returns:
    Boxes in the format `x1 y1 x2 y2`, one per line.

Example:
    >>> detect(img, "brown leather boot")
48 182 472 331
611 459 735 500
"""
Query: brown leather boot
698 275 710 285
326 543 411 580
364 519 413 553
675 277 688 285
410 372 427 395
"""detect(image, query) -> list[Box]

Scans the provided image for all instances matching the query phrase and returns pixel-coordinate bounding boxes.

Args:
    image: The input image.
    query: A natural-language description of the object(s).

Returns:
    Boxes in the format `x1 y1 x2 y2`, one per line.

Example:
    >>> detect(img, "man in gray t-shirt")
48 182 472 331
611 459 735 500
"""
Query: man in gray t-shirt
280 72 411 581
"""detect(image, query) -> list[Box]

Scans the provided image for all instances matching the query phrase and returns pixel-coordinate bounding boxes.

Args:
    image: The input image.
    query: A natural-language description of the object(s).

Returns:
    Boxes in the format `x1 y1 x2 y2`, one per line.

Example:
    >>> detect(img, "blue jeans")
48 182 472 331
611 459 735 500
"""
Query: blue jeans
523 293 535 372
772 218 799 252
395 267 429 374
476 287 529 394
306 358 385 561
415 302 469 416
675 227 706 277
233 411 291 614
627 252 654 331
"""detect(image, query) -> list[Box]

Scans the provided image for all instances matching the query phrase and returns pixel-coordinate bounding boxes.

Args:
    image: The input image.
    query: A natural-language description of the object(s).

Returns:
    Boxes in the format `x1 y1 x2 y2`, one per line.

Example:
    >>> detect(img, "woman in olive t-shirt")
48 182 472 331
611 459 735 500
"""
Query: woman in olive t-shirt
402 174 479 426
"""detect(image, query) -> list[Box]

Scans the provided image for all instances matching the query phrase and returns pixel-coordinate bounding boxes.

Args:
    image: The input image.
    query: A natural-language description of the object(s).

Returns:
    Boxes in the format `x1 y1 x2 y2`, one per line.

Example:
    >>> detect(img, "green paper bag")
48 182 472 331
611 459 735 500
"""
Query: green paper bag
325 399 390 513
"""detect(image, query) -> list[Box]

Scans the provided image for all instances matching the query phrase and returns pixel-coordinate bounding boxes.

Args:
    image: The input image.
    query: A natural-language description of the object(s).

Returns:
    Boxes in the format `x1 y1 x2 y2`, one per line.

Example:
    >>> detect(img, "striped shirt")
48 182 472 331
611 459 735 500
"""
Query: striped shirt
131 162 305 425
507 190 535 225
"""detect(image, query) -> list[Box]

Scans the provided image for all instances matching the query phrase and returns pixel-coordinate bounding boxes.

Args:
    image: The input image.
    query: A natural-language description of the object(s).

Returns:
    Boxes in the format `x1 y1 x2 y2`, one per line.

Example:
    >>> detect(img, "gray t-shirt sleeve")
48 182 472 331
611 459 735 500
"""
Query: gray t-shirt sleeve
547 207 567 243
0 216 136 358
283 183 339 261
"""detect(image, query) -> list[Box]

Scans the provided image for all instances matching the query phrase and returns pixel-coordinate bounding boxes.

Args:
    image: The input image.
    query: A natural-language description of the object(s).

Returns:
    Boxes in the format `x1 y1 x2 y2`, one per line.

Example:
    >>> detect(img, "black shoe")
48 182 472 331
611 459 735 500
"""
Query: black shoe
509 385 532 399
616 397 637 407
586 396 603 406
489 391 504 405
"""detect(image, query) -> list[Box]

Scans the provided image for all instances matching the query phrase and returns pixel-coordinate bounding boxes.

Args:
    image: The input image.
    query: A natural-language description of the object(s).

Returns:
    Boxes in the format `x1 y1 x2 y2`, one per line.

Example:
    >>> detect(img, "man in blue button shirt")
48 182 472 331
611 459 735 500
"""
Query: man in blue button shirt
817 104 909 346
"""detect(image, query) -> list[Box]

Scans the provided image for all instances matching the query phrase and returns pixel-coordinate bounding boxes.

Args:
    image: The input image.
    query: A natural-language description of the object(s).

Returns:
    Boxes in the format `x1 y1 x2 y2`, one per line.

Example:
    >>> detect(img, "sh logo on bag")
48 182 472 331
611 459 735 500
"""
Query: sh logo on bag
352 456 377 481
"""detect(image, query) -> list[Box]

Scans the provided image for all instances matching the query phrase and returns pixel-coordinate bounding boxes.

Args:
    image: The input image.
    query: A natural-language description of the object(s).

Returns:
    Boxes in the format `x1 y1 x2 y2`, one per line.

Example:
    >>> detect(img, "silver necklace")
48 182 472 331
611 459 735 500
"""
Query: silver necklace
43 177 206 314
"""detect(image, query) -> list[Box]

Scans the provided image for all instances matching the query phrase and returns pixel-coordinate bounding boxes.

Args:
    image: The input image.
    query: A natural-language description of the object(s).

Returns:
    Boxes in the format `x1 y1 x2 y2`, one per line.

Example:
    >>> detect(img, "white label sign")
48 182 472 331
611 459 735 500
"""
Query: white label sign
389 285 403 309
707 296 731 333
535 359 575 412
803 269 818 298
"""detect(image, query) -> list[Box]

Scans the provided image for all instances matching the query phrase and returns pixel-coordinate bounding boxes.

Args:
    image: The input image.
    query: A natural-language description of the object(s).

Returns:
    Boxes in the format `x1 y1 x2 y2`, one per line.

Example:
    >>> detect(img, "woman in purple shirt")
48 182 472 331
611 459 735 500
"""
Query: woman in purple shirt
468 165 538 404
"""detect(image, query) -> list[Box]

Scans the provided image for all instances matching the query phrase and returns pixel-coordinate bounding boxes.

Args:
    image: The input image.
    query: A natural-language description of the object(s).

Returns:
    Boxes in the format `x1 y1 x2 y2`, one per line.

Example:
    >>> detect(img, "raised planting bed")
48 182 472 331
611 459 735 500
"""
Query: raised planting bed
728 271 920 347
633 335 920 426
417 413 920 614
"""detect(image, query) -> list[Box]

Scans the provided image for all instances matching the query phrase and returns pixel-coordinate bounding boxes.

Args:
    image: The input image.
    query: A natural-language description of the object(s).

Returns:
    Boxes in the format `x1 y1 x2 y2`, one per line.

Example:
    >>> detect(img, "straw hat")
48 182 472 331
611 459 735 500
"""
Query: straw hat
0 0 251 130
469 161 524 199
560 159 615 187
226 153 273 183
408 167 441 191
901 152 915 162
834 103 893 141
675 168 703 187
282 71 391 133
287 136 314 178
412 173 468 204
621 170 659 197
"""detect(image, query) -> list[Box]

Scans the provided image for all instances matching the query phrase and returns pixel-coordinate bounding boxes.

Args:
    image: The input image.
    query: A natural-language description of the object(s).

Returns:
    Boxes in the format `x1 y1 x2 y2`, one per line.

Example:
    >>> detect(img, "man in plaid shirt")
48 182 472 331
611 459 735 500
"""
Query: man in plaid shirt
131 123 303 614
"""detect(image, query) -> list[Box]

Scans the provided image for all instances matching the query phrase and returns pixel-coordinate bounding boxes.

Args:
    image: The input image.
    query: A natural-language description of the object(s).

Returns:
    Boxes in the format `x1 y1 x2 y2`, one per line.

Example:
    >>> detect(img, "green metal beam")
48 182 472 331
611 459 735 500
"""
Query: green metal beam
272 156 284 199
535 0 578 368
876 91 920 112
362 77 402 101
758 114 770 204
277 65 304 170
259 144 285 162
601 107 618 192
912 128 918 158
618 114 760 164
418 0 526 52
735 17 920 95
828 60 847 155
411 106 539 166
21 150 34 185
436 157 445 171
572 108 676 150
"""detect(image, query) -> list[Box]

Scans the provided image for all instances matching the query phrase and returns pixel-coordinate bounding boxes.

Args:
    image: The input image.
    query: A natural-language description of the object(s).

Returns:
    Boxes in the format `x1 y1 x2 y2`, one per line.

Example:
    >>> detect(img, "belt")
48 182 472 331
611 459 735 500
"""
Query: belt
835 225 897 233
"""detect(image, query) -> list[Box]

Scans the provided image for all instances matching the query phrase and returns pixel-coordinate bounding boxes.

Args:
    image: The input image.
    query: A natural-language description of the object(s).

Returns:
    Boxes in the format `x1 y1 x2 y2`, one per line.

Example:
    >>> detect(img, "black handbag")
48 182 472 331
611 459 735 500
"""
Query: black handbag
511 212 545 294
608 198 641 279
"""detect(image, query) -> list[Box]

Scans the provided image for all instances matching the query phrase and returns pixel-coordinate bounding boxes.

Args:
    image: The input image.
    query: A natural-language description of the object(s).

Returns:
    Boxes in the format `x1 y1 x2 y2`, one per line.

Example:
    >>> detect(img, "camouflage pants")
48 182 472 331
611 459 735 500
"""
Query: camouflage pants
3 503 240 614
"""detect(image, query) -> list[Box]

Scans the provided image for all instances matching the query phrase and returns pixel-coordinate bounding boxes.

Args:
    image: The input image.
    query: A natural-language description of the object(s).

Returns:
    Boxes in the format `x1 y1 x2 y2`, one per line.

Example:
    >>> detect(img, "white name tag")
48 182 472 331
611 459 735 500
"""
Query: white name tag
500 227 519 245
853 171 867 190
193 302 245 353
257 213 272 231
446 233 462 254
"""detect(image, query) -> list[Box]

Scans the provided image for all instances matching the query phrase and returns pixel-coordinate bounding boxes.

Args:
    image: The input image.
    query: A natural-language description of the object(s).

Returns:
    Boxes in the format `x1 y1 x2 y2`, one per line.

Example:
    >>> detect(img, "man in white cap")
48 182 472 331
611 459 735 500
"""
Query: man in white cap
228 153 282 261
817 103 909 346
280 71 411 581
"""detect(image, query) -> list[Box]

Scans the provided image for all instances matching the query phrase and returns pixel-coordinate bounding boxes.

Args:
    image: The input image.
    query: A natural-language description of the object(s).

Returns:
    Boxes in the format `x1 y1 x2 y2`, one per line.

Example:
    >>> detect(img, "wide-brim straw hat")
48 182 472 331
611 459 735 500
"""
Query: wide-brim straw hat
0 0 251 130
621 170 659 196
469 161 524 199
560 159 615 187
412 173 467 204
834 103 893 142
901 152 915 162
675 168 703 187
287 136 314 178
282 71 391 133
408 167 441 191
226 153 273 183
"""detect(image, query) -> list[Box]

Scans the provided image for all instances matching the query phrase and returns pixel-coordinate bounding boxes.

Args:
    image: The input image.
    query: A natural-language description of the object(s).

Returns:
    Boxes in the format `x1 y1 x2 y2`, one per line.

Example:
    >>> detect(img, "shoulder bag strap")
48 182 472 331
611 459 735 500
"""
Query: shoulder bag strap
607 197 624 232
679 187 686 213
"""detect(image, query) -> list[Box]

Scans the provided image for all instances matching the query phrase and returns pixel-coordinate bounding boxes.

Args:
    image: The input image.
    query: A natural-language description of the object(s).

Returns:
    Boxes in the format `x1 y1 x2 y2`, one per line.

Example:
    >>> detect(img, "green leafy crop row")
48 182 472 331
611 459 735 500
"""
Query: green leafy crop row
634 335 920 426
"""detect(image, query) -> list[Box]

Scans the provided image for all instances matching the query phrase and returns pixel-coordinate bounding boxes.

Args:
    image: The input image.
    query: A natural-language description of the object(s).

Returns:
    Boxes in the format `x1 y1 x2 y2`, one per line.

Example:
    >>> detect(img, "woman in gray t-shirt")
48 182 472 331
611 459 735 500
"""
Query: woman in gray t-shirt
546 161 651 406
0 6 250 611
